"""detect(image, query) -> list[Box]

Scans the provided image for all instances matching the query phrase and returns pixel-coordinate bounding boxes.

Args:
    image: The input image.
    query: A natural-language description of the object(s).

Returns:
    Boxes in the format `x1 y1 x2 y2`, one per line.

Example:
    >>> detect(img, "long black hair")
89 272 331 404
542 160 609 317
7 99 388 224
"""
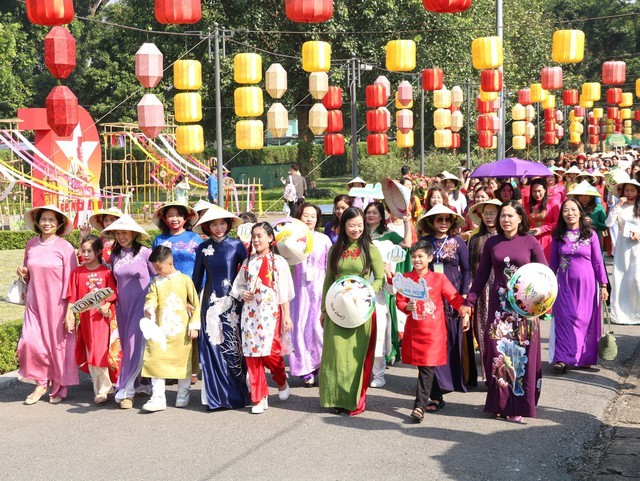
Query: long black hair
158 205 194 235
111 232 143 258
364 201 388 235
496 201 530 236
553 198 593 242
328 207 372 277
528 178 549 213
576 194 597 214
80 234 103 258
329 194 353 231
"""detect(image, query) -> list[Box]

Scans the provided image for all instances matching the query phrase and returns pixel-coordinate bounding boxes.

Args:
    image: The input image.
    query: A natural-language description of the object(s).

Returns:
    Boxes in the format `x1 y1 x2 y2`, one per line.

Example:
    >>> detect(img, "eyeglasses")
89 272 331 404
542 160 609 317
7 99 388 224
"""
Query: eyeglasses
434 216 452 223
481 211 498 218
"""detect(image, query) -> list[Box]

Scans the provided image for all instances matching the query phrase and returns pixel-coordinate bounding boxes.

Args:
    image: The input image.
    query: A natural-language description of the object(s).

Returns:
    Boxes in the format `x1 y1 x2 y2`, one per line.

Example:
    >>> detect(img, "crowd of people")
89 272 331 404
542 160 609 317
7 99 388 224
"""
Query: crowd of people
13 150 640 424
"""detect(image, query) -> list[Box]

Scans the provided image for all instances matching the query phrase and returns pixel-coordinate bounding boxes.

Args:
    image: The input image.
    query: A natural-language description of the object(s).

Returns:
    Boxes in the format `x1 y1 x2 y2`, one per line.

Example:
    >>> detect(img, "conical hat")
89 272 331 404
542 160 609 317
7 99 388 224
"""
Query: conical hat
605 169 630 193
381 177 412 218
101 214 150 241
616 179 640 196
23 204 74 236
153 202 198 228
591 170 605 178
193 205 242 234
346 176 367 188
440 170 461 184
193 199 215 214
575 171 596 182
564 165 582 175
468 199 503 225
567 180 601 198
416 204 464 233
88 207 124 231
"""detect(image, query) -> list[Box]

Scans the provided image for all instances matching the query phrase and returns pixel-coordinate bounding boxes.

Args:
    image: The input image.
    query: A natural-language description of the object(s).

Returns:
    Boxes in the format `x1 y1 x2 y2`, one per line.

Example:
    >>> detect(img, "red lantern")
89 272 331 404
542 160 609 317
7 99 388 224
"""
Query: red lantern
606 88 622 105
588 115 598 126
635 110 640 122
607 107 620 120
562 89 579 106
286 0 333 23
589 135 599 145
477 99 492 114
518 89 531 106
541 66 563 91
422 68 444 91
155 0 202 24
137 94 166 138
599 133 607 141
422 0 472 13
602 61 626 86
26 0 74 26
588 125 599 135
544 131 556 145
46 86 78 137
322 86 343 109
573 106 585 119
478 130 493 148
450 132 461 149
367 134 388 155
326 110 343 133
544 120 556 132
44 26 76 79
365 85 386 108
543 108 556 121
135 43 164 89
476 114 491 132
324 134 345 156
397 81 413 107
481 70 503 93
366 109 389 132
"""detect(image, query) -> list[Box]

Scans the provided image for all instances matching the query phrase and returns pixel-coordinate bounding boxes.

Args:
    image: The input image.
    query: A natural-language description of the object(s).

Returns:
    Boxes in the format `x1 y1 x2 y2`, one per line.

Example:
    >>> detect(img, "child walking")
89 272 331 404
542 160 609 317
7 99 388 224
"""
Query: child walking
231 222 295 414
396 240 470 423
66 235 118 404
141 245 200 412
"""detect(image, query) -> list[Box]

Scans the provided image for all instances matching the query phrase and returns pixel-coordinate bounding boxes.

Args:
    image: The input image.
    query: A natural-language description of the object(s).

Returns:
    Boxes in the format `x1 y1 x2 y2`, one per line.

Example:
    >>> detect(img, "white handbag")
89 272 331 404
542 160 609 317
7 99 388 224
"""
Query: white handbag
6 277 27 305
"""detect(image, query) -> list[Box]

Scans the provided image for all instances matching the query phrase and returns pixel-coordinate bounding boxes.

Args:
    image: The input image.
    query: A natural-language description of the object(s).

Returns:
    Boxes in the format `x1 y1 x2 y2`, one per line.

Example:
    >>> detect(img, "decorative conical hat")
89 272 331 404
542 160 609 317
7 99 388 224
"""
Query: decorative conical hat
193 205 242 234
566 180 601 197
616 179 640 196
468 199 503 225
101 214 150 241
440 170 461 184
575 171 596 182
564 165 582 175
416 204 464 233
88 207 124 231
23 204 74 236
346 176 367 188
152 202 197 228
193 199 215 214
381 177 412 218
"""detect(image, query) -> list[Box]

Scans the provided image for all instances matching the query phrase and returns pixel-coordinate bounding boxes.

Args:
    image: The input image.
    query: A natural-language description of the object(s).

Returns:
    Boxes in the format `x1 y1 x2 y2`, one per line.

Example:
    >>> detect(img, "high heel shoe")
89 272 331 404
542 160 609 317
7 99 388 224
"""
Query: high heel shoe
25 386 47 405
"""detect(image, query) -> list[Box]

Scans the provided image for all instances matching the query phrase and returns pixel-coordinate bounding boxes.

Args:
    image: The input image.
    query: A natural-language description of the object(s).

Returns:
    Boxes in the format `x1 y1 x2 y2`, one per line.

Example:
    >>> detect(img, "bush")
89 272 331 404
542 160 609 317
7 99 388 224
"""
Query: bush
0 320 22 374
0 228 162 251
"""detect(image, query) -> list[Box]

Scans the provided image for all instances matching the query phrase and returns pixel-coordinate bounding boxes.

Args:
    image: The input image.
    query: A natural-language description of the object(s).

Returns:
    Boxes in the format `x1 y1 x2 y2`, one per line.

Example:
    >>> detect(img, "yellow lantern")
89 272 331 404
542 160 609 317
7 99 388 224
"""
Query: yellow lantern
450 111 463 132
236 120 264 150
620 92 633 108
309 72 329 100
637 78 640 97
530 83 547 103
569 131 581 144
174 60 202 90
433 88 451 109
512 135 526 150
176 125 204 154
174 92 202 123
234 87 264 117
234 53 262 84
624 127 632 136
512 121 525 136
541 94 556 109
265 63 287 99
433 108 451 130
308 103 328 135
569 121 583 134
552 30 585 63
524 105 536 122
592 108 603 119
620 108 632 120
397 130 414 148
524 122 535 140
434 129 452 148
479 88 498 102
512 103 525 121
579 97 593 109
581 82 601 102
605 123 614 134
267 103 288 137
489 135 498 150
302 41 331 73
451 86 464 107
624 120 632 128
395 92 413 109
385 40 416 72
471 36 503 70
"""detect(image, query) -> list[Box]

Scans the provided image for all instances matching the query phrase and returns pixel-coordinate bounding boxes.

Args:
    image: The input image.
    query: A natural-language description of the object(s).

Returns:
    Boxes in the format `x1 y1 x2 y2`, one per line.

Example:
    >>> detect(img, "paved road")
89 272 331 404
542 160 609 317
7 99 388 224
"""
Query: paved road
1 318 639 481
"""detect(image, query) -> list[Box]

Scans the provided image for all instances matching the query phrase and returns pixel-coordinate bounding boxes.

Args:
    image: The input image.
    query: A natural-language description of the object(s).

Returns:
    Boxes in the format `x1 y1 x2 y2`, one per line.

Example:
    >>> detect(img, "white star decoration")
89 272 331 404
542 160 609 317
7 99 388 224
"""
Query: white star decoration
55 124 99 176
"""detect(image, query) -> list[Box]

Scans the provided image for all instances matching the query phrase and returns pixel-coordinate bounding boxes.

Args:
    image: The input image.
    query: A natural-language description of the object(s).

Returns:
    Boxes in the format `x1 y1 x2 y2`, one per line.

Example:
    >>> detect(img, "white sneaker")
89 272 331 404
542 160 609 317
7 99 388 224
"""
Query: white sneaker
370 377 386 388
175 390 190 408
251 398 266 414
278 383 290 401
142 398 167 412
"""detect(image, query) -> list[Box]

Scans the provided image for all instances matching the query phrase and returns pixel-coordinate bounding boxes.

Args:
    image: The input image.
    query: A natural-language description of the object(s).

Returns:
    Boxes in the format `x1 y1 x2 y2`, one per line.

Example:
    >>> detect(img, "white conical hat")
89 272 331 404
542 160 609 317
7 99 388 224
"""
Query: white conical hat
346 176 367 188
616 178 640 196
381 177 412 218
567 180 601 197
468 199 503 225
416 204 464 233
564 165 582 175
193 205 242 234
439 170 461 184
101 214 150 241
193 199 215 214
152 202 198 228
23 204 74 236
88 207 125 231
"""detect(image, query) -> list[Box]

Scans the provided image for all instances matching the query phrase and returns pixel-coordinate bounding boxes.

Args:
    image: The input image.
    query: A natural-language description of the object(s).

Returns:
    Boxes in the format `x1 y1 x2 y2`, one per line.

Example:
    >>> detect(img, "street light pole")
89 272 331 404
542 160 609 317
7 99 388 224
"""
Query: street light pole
350 56 358 178
214 23 224 206
496 0 505 161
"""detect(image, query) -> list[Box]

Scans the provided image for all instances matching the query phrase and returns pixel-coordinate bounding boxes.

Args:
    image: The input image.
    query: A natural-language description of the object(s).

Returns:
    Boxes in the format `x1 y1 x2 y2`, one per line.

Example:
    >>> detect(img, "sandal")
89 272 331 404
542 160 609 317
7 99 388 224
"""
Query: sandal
553 362 567 374
425 399 446 413
410 406 425 423
505 415 524 423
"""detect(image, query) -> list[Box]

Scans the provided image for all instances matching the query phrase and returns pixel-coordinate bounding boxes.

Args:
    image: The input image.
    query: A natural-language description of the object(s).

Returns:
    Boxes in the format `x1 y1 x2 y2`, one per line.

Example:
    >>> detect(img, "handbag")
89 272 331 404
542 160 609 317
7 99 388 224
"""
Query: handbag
598 303 617 361
6 277 27 305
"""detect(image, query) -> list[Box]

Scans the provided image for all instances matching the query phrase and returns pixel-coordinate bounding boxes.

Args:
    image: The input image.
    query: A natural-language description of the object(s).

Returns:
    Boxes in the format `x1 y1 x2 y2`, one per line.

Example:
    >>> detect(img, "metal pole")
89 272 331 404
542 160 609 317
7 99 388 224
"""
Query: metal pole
496 0 505 161
420 83 425 175
466 79 471 169
536 103 541 162
350 56 358 177
214 23 224 206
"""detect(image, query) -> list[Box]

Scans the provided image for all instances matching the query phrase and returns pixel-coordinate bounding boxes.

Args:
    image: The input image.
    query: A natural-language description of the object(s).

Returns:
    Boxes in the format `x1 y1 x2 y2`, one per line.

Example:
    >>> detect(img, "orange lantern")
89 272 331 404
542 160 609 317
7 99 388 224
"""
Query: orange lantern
471 37 503 70
481 70 502 92
326 110 343 133
367 134 389 155
286 0 333 23
602 61 626 86
46 86 78 137
541 67 563 91
581 82 601 102
136 43 163 89
324 134 345 156
422 68 444 91
592 108 603 119
26 0 74 26
176 124 204 154
174 92 202 123
302 41 331 73
174 60 202 90
552 30 585 63
541 95 556 110
397 130 414 148
620 92 633 108
44 26 76 79
155 0 202 25
530 83 547 103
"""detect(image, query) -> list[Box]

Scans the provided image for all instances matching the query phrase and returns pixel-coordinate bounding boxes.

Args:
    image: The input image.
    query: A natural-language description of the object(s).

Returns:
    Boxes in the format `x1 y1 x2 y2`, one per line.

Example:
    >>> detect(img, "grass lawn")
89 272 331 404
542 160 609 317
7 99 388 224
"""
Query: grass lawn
259 176 351 212
0 250 26 324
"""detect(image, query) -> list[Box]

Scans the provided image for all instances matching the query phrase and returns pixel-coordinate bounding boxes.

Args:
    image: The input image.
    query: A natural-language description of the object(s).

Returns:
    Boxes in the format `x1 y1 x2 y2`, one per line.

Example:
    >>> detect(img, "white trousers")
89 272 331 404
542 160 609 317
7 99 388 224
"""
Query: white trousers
151 378 191 402
88 365 113 396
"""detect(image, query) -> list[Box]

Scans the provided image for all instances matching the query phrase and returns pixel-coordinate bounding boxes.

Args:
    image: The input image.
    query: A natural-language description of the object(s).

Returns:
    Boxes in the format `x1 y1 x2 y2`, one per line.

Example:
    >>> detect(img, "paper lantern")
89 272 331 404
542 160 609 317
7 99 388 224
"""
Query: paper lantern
265 64 287 99
544 120 556 132
552 30 585 63
637 79 640 98
234 87 264 117
573 106 585 120
396 110 413 134
589 134 599 145
562 89 579 106
512 104 525 121
512 135 526 150
477 114 492 132
518 89 531 106
556 110 564 123
477 99 492 114
541 66 563 91
393 92 413 110
366 109 389 132
267 103 289 137
479 88 498 102
588 125 599 135
569 121 583 134
135 43 163 89
451 111 463 132
602 61 626 86
635 110 640 122
488 115 500 135
579 97 593 109
397 130 414 148
451 86 464 107
44 26 76 79
581 82 601 102
176 124 204 154
451 132 461 149
365 85 386 108
286 0 333 23
434 108 451 130
234 53 262 84
434 129 453 148
174 60 202 90
512 121 525 136
569 131 581 144
471 36 503 70
606 88 622 105
386 40 416 72
397 81 413 107
481 69 502 92
434 88 452 109
326 109 343 133
524 122 535 140
422 0 472 13
174 92 202 123
607 107 620 120
592 107 603 119
374 75 391 99
524 105 536 122
530 83 547 103
46 86 78 137
155 0 202 25
620 92 633 108
137 94 165 138
544 131 557 146
378 107 391 129
236 120 263 150
302 41 331 73
422 68 444 91
367 134 388 155
556 125 564 138
324 133 345 156
309 72 329 99
26 0 74 26
478 130 493 148
308 103 328 135
541 95 556 110
322 86 343 109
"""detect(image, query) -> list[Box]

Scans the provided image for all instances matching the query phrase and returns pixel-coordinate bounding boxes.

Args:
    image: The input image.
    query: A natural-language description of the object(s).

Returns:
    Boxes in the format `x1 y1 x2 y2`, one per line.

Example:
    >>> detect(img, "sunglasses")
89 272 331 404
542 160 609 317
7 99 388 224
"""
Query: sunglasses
434 216 453 223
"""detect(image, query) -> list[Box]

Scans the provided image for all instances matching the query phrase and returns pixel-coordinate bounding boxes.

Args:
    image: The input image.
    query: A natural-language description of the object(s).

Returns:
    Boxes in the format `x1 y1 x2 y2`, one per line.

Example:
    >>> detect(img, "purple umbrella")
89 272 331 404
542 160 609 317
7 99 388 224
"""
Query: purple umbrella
470 158 552 178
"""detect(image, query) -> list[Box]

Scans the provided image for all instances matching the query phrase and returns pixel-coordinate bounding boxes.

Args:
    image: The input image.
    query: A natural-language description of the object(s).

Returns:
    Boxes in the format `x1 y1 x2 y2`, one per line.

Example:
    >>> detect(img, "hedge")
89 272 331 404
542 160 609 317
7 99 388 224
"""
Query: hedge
0 228 162 251
0 320 21 374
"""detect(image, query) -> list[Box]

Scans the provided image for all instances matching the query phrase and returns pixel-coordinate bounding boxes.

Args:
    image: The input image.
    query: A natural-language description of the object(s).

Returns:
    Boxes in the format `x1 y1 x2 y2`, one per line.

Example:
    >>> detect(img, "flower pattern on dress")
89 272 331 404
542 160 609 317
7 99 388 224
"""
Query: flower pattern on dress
433 237 459 263
205 292 233 345
342 246 361 259
203 245 215 256
559 231 591 273
160 292 185 337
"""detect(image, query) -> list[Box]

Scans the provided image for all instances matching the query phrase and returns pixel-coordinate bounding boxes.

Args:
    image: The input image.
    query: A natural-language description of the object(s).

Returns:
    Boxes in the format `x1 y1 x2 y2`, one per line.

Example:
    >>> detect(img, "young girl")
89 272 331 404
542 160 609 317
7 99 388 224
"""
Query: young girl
231 222 295 414
80 207 124 265
66 235 118 404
